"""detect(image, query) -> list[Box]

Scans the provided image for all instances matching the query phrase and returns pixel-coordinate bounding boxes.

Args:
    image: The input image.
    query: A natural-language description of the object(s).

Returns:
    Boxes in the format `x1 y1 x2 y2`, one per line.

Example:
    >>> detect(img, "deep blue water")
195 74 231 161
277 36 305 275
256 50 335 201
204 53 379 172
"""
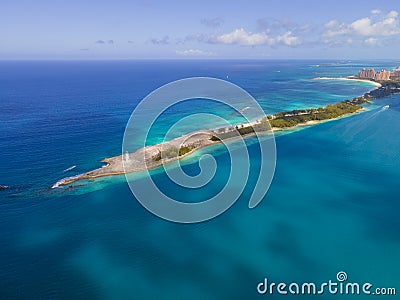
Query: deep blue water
1 60 399 299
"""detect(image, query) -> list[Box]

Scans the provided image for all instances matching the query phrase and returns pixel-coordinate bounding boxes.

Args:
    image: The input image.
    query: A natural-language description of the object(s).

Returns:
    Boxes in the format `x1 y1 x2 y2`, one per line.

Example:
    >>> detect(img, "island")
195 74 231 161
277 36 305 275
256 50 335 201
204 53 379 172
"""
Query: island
52 76 400 188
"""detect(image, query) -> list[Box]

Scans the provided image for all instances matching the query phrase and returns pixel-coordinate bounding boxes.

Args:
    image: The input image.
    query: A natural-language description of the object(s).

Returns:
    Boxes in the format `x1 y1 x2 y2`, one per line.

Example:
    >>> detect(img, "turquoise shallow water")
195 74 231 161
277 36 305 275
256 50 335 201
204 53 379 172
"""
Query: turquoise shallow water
0 60 399 299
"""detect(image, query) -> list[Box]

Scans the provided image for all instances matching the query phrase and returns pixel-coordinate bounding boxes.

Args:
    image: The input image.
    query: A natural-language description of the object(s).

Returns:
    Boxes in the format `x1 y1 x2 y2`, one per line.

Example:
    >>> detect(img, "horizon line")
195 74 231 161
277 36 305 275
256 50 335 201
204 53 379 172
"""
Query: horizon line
0 58 399 62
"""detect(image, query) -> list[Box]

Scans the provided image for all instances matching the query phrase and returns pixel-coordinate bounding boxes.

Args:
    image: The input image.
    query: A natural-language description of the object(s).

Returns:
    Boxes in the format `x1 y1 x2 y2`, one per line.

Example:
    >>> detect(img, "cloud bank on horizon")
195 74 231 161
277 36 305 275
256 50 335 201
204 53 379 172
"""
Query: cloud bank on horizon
1 0 399 59
323 10 399 46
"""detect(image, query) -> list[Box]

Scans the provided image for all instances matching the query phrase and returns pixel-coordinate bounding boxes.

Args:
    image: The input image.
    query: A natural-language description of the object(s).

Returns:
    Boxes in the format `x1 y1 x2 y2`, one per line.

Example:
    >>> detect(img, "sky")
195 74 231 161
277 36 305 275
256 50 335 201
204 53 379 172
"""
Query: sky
1 0 399 59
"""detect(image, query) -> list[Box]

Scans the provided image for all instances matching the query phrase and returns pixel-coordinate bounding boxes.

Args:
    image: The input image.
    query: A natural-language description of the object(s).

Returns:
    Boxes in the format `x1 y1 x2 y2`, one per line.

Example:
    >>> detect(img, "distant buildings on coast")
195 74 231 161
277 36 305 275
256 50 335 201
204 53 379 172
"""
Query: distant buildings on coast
358 67 400 81
394 68 400 78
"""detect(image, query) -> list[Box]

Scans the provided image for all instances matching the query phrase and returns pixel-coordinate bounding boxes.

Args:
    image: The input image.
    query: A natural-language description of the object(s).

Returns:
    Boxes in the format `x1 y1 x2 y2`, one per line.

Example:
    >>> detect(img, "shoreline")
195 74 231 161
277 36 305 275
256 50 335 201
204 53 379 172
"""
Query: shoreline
52 107 365 188
271 107 367 132
52 127 276 188
52 131 219 188
52 77 399 189
313 76 382 87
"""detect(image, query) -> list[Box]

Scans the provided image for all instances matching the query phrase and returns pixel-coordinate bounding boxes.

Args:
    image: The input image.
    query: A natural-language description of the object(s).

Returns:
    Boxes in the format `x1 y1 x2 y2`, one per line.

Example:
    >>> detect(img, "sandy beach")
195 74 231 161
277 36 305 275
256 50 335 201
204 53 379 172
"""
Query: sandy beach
52 130 218 187
52 73 397 189
313 76 382 87
52 105 367 188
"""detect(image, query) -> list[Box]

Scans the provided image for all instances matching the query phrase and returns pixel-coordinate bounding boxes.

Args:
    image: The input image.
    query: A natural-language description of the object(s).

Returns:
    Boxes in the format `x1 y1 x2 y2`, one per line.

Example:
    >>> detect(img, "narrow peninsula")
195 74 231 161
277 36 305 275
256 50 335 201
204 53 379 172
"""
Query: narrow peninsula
52 77 400 188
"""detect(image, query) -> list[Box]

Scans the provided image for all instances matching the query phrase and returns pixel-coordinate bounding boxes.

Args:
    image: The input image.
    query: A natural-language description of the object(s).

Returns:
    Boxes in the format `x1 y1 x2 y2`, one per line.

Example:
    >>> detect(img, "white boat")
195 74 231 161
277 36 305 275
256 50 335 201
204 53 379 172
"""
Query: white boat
63 165 77 172
382 105 390 110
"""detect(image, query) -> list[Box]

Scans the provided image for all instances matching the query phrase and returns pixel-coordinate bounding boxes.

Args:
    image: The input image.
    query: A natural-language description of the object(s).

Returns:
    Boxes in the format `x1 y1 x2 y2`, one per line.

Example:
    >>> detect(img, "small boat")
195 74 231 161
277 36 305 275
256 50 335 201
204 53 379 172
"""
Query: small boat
0 185 9 191
382 105 390 110
63 165 77 173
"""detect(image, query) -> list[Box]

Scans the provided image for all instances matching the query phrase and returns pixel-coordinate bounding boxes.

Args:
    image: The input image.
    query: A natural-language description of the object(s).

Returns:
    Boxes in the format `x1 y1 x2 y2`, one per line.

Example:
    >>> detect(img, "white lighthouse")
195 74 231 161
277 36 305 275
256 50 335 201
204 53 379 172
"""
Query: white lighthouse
124 150 130 162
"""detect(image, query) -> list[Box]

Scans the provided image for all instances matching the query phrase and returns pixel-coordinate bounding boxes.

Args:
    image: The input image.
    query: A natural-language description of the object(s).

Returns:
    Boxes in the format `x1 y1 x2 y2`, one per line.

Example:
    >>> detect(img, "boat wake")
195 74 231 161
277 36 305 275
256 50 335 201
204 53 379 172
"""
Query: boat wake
52 174 83 189
342 105 390 141
367 105 390 119
63 165 77 172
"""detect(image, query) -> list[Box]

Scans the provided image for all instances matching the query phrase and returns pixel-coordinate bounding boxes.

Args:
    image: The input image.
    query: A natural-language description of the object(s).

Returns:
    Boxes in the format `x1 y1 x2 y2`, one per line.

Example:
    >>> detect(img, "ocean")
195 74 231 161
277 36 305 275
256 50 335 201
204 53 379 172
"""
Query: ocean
0 60 399 299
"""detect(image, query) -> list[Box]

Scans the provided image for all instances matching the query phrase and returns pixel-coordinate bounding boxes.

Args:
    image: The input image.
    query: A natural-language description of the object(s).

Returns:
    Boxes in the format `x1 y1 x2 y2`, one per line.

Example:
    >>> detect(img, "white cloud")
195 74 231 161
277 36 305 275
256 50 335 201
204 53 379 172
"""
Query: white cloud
387 10 399 18
217 28 270 46
276 31 302 46
175 49 213 56
351 16 399 36
371 9 381 15
324 20 350 37
215 28 301 47
364 37 379 45
324 10 400 37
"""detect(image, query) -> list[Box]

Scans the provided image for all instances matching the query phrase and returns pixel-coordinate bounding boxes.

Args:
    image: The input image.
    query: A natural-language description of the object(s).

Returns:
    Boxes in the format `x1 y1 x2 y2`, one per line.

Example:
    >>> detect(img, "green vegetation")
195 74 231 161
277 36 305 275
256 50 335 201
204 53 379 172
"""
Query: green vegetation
152 151 162 161
152 146 177 162
210 130 240 141
365 81 400 99
152 145 195 161
269 101 362 128
210 136 221 141
157 79 400 159
210 122 270 141
178 145 194 156
268 80 400 129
